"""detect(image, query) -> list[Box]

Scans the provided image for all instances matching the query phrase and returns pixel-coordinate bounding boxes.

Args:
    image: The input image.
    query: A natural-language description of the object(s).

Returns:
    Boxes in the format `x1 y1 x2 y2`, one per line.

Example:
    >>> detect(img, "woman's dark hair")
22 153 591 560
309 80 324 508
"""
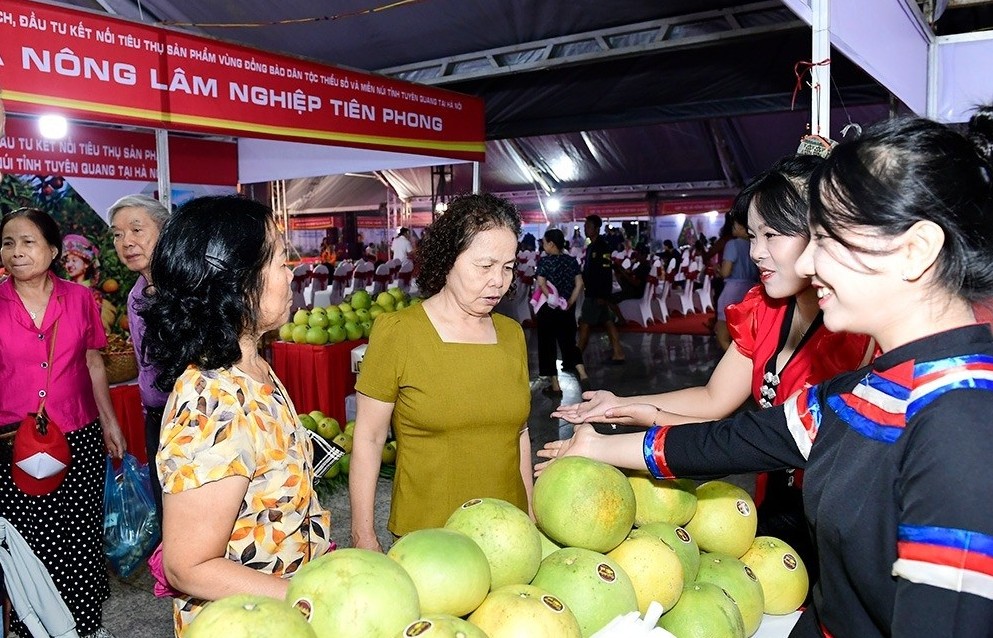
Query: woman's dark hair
730 154 821 238
415 193 522 298
139 195 277 391
810 108 993 301
543 228 566 251
0 208 63 267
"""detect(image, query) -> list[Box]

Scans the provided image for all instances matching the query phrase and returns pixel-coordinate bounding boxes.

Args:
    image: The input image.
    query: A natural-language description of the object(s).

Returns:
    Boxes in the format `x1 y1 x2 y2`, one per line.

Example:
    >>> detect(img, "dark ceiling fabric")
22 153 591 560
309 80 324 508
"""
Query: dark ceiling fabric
450 31 889 139
47 0 897 205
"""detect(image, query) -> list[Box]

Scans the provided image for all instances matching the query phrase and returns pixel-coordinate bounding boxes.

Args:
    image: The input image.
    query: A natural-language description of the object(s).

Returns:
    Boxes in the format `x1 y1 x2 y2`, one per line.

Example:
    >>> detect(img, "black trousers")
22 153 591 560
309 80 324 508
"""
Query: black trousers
536 305 583 376
144 405 166 531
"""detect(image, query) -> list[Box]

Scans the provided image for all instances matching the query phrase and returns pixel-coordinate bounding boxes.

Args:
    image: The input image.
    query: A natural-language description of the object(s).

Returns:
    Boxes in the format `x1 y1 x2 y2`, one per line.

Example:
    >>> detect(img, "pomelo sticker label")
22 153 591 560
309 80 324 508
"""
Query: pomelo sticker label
462 499 482 508
736 500 751 516
744 565 758 581
675 527 691 543
596 563 617 582
291 598 313 622
542 595 565 613
783 553 798 571
405 620 433 636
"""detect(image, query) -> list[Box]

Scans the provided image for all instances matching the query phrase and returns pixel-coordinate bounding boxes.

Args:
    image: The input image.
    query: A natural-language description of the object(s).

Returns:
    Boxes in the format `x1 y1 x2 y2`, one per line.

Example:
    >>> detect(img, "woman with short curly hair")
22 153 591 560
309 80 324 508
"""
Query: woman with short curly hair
139 196 331 635
350 193 532 550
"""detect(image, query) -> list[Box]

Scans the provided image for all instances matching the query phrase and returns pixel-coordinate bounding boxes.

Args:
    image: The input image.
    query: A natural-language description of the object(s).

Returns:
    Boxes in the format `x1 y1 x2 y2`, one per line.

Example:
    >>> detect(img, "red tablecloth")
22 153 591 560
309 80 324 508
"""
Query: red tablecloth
271 340 367 424
110 383 148 464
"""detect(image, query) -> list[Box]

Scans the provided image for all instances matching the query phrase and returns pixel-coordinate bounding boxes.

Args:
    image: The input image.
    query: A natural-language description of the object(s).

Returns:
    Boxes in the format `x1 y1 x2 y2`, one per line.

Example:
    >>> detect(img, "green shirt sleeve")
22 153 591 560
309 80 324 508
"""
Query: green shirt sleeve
355 311 405 403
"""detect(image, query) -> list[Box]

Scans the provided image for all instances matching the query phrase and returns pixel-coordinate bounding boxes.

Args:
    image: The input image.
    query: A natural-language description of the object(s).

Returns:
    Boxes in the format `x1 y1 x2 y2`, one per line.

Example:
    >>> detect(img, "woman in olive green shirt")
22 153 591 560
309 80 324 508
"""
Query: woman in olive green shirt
350 194 533 550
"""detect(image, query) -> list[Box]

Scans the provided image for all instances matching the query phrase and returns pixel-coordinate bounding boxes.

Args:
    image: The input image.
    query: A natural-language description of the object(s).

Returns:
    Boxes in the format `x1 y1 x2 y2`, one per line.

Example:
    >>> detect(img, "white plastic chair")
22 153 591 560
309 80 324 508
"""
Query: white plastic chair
651 279 671 323
349 260 375 295
618 279 655 327
329 262 353 305
291 264 310 311
396 259 415 294
696 274 714 313
309 264 329 306
370 263 391 296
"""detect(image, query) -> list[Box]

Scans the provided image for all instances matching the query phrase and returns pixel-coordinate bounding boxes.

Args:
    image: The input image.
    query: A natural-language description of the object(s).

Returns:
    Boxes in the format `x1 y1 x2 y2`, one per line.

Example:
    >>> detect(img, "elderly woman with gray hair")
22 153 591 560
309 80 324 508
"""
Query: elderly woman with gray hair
108 194 171 521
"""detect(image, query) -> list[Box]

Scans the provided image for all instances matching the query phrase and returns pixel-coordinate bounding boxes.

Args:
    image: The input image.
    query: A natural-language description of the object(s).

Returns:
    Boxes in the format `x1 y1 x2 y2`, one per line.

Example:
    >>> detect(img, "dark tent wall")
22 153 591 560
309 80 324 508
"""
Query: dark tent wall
51 0 903 213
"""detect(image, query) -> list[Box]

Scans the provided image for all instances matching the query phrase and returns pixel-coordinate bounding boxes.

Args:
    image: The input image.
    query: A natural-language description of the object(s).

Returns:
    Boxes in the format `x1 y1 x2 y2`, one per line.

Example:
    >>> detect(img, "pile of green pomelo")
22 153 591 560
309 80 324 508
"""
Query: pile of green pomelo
187 457 809 638
297 409 397 481
278 287 420 346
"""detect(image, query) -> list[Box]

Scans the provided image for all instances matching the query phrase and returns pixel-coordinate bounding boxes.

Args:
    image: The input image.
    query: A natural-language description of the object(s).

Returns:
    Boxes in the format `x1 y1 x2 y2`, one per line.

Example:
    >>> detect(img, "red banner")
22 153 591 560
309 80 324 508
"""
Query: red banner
0 0 485 161
572 202 650 219
0 114 237 185
661 197 734 215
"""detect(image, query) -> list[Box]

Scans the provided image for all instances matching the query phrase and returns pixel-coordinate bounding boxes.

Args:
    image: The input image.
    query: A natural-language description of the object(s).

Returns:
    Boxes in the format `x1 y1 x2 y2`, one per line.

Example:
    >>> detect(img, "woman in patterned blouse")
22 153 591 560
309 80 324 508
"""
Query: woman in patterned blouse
139 196 332 636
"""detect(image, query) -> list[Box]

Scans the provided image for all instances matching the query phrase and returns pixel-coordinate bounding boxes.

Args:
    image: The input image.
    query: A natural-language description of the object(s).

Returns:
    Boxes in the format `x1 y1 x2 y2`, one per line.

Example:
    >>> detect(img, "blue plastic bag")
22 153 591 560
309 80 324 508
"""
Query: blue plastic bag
103 453 159 577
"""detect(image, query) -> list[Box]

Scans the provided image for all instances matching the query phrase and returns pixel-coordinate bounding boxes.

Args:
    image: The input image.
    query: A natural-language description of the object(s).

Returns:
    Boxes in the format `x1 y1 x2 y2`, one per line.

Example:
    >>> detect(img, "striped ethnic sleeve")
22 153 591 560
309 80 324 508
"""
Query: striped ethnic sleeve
641 388 816 481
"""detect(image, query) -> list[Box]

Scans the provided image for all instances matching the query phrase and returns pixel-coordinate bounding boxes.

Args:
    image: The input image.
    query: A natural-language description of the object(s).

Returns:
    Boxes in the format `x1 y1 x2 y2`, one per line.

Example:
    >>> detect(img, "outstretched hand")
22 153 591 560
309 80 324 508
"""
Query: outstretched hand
600 403 662 427
534 423 600 476
551 390 624 424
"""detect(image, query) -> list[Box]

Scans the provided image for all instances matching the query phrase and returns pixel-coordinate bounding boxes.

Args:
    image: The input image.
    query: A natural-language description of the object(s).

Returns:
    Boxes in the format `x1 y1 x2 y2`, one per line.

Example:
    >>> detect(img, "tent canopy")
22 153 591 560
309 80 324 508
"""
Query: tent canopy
53 0 990 212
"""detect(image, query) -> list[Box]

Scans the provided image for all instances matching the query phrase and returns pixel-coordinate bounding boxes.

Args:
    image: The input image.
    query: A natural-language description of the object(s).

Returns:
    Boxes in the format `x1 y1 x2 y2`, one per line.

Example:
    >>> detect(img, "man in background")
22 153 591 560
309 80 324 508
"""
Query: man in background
577 215 626 364
392 226 413 262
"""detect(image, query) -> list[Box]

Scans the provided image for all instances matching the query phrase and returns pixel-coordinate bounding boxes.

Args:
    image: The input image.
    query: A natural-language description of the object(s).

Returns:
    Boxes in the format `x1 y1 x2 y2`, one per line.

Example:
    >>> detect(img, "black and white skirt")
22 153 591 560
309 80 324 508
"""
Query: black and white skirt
0 420 109 635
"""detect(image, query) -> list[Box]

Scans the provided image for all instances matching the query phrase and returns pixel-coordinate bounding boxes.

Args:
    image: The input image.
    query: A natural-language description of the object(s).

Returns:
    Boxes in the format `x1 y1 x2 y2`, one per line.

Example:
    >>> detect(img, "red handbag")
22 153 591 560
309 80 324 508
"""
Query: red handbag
8 321 71 496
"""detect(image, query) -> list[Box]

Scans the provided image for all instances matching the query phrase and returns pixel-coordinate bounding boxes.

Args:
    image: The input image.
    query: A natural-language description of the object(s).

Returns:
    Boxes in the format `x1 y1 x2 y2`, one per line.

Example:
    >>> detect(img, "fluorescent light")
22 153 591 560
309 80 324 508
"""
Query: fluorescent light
706 210 719 219
435 202 448 213
550 156 576 181
38 115 68 139
546 197 562 213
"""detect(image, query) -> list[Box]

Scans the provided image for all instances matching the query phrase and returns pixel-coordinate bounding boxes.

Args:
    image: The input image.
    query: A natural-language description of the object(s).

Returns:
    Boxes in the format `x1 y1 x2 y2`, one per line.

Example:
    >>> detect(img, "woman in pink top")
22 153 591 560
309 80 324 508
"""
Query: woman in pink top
0 207 126 638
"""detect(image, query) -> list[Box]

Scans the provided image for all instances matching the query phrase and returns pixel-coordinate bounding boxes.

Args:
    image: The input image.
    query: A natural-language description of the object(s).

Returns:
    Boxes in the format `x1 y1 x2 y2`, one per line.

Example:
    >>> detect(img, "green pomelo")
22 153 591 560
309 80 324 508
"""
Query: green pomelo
388 286 407 301
398 614 489 638
468 584 581 638
684 480 757 558
308 313 330 329
291 324 310 344
606 535 683 615
627 471 697 527
377 291 396 309
533 456 635 553
350 290 372 310
530 547 638 637
278 323 295 341
286 548 419 638
658 582 745 638
740 536 809 615
327 325 347 344
186 594 315 638
387 528 491 617
315 417 341 440
293 309 310 325
325 306 344 325
344 321 364 341
444 498 541 589
628 522 701 582
298 414 317 432
696 552 765 637
305 326 329 345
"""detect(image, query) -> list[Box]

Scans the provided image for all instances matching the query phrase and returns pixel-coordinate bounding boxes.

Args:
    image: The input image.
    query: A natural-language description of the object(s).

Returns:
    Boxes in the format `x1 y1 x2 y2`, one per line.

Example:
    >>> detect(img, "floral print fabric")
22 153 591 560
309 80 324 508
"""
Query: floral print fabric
157 365 331 635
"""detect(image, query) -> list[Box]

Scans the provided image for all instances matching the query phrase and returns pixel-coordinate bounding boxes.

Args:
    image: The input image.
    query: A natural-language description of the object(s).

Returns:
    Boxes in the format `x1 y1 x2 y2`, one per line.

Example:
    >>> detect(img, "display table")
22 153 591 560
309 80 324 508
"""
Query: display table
110 383 148 464
271 340 367 424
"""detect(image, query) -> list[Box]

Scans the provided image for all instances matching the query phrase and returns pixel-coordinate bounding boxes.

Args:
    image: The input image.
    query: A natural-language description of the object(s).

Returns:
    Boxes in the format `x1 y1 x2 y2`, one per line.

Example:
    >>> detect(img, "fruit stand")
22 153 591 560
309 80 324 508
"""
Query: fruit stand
271 340 367 424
